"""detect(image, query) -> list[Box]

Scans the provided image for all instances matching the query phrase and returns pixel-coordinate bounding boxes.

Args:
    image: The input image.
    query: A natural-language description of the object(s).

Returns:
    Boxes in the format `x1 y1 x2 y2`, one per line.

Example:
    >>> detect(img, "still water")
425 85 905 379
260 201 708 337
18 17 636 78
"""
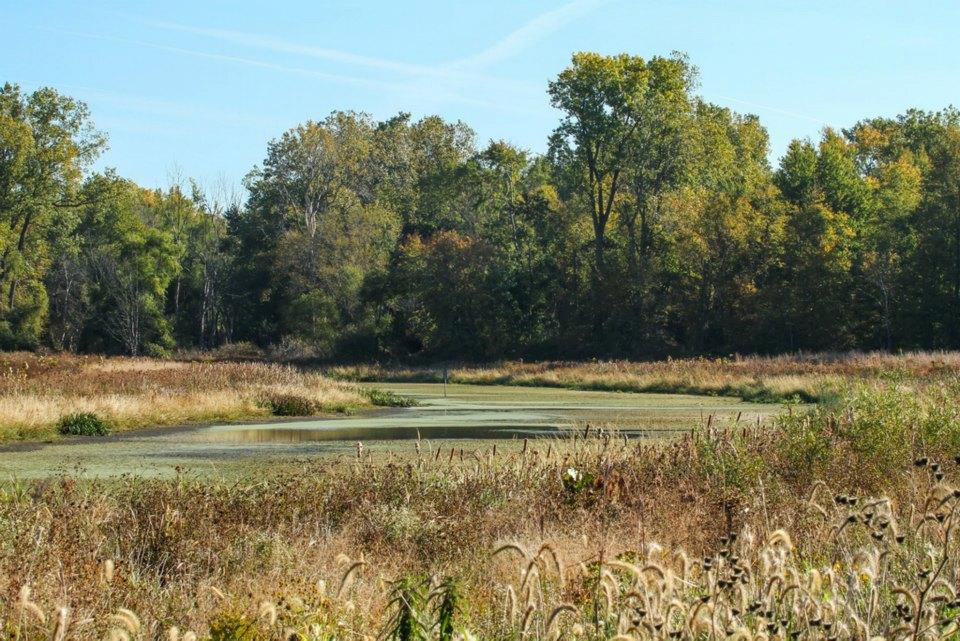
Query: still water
0 383 782 478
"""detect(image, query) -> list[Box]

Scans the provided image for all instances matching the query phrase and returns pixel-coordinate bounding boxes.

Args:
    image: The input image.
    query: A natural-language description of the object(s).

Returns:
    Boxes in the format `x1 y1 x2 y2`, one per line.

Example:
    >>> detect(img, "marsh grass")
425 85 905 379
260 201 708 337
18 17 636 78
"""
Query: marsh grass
56 412 109 437
2 378 959 638
0 353 367 442
364 388 420 408
329 350 960 403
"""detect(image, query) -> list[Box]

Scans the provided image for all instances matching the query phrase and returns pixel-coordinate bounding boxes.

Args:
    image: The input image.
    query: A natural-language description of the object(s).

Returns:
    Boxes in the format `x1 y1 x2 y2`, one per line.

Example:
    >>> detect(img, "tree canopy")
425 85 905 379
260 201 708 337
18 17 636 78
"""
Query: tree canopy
3 55 960 358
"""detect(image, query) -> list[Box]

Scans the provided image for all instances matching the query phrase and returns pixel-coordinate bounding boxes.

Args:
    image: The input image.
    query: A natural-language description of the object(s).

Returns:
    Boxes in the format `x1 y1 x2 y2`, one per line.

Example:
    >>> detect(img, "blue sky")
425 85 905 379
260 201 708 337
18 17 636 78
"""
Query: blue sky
4 1 959 193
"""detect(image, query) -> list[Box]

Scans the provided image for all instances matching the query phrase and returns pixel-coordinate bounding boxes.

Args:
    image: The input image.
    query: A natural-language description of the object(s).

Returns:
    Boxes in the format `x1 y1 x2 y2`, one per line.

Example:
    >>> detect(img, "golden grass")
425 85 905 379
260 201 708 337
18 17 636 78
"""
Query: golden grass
1 414 958 639
0 353 366 442
331 350 960 402
1 358 958 637
5 349 959 442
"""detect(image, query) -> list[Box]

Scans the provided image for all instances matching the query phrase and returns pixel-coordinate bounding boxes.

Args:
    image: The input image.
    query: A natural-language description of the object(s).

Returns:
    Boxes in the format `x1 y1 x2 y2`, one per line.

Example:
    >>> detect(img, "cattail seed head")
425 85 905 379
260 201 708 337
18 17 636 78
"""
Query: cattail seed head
102 559 115 584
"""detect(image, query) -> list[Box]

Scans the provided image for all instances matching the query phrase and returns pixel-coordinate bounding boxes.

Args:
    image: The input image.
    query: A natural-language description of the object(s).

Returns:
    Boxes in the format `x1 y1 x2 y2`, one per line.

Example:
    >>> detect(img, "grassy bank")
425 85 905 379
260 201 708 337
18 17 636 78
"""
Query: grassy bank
2 378 959 639
0 353 368 442
329 351 960 403
4 350 956 441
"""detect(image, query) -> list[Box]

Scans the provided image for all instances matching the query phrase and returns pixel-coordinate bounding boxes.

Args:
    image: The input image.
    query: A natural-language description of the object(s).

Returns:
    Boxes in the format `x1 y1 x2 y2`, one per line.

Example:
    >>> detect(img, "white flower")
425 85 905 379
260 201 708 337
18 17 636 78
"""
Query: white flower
564 467 581 482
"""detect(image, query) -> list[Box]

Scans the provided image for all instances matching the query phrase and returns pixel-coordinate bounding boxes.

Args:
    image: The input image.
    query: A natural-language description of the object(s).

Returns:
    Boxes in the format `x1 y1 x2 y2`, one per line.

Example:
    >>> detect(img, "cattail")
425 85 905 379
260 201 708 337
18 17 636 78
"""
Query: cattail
545 604 577 635
492 542 529 561
52 607 70 641
110 608 141 635
766 529 794 551
19 586 46 625
337 560 366 597
102 559 115 584
258 601 277 626
505 585 517 621
537 543 564 585
520 604 536 632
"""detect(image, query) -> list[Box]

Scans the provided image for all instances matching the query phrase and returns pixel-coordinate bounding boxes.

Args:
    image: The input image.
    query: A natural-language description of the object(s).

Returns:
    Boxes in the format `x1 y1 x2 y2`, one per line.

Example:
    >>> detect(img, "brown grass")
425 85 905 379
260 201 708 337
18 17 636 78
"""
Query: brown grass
0 353 366 442
330 350 960 402
1 411 957 639
2 353 960 637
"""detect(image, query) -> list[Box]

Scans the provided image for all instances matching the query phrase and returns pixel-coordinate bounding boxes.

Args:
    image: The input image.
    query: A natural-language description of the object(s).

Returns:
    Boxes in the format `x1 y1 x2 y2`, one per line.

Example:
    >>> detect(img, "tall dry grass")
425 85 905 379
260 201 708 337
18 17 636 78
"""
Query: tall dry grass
2 378 959 639
331 350 960 403
0 353 366 442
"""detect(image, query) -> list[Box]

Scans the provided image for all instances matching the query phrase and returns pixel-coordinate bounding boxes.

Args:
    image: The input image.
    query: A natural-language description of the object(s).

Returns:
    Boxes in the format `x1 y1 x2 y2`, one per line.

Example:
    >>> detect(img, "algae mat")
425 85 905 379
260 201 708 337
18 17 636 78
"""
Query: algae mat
0 383 786 478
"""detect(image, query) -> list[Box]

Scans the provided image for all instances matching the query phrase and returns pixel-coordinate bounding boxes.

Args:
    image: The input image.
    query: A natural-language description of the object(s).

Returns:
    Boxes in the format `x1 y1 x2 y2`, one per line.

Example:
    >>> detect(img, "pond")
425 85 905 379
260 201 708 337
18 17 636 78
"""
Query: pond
0 383 785 478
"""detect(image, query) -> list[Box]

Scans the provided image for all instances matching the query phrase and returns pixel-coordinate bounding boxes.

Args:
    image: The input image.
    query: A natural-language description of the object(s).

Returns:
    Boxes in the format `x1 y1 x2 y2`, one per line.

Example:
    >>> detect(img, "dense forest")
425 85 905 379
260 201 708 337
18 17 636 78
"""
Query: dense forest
2 51 960 359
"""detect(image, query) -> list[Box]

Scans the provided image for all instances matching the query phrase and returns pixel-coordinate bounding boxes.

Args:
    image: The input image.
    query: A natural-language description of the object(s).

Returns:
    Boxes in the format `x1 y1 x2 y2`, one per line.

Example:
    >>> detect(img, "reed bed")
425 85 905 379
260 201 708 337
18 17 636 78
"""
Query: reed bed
2 378 959 639
330 351 960 403
0 353 366 442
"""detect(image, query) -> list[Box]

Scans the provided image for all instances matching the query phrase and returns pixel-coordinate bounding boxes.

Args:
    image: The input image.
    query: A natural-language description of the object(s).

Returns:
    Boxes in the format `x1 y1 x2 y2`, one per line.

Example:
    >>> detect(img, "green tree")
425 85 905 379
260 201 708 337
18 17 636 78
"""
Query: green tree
51 173 179 355
236 112 400 354
0 83 105 347
669 103 782 351
770 132 864 350
548 52 695 274
389 231 517 359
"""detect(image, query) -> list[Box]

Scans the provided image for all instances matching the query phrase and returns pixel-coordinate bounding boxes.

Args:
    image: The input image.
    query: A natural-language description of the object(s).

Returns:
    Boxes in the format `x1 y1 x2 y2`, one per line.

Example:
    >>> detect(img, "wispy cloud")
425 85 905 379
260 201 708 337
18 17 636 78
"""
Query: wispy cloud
145 20 448 78
42 27 400 92
447 0 610 70
147 0 607 79
707 92 829 125
42 27 517 112
43 1 610 125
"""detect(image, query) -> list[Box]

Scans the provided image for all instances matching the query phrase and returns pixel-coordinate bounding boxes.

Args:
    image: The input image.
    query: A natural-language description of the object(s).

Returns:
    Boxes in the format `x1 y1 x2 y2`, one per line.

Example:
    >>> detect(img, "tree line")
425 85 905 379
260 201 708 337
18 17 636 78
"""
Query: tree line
2 51 960 359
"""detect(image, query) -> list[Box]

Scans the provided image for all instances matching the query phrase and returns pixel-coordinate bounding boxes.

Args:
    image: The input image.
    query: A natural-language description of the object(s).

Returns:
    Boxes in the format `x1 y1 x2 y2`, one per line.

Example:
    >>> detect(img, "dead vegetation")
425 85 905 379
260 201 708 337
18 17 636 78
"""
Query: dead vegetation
0 352 366 442
2 374 959 639
330 351 960 403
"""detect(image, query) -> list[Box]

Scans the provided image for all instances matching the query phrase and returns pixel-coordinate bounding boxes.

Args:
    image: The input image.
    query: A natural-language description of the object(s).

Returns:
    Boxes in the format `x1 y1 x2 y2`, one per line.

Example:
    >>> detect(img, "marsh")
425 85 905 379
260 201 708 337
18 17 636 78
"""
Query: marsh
0 382 782 478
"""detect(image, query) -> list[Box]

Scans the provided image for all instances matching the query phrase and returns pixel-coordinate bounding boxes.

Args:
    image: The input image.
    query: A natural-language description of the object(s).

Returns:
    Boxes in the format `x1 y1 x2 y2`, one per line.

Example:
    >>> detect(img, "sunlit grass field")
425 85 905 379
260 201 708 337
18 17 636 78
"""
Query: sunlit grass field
2 353 960 639
331 350 960 402
0 353 367 442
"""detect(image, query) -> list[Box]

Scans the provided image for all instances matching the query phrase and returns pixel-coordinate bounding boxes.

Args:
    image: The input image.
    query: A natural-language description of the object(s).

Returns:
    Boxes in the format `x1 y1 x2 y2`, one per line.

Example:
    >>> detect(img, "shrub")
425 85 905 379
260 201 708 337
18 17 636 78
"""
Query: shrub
561 466 596 502
260 393 319 417
208 341 266 361
365 388 419 407
267 337 320 362
207 612 263 641
57 412 109 436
